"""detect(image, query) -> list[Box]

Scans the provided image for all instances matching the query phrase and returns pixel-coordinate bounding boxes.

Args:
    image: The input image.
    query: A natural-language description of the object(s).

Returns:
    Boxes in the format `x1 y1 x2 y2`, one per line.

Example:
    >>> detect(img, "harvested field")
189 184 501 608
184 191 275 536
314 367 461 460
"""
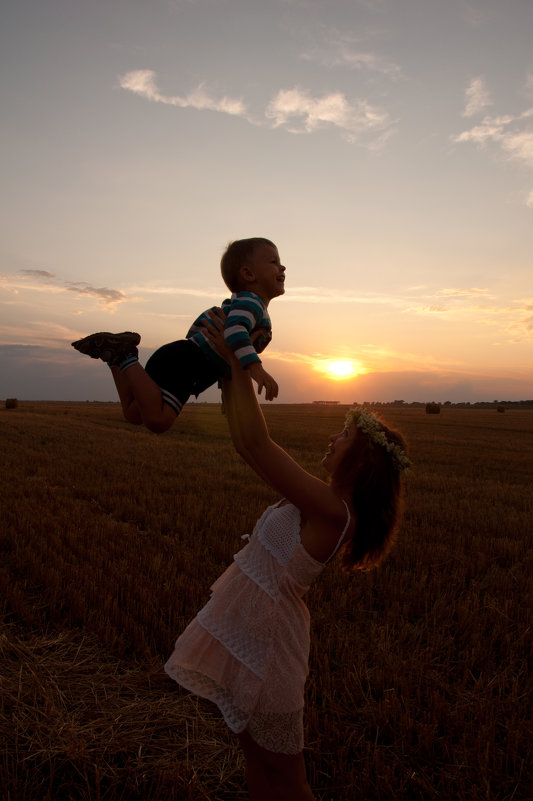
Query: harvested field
1 401 532 800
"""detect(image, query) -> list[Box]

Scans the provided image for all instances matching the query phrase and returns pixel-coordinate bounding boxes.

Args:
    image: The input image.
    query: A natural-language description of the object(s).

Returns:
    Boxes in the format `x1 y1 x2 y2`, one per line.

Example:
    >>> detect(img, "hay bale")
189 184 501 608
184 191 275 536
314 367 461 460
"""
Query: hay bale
497 405 505 413
5 398 18 409
425 402 440 414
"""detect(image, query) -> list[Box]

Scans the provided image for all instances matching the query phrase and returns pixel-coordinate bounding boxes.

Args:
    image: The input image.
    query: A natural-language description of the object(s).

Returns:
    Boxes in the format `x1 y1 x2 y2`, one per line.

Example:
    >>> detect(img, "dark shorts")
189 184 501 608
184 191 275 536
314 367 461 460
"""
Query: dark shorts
145 339 219 416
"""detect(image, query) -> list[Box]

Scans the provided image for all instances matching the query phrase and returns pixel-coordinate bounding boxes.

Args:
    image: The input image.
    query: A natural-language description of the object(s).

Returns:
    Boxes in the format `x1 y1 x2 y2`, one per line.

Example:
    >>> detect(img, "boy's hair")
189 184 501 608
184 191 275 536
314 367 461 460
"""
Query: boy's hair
221 237 276 292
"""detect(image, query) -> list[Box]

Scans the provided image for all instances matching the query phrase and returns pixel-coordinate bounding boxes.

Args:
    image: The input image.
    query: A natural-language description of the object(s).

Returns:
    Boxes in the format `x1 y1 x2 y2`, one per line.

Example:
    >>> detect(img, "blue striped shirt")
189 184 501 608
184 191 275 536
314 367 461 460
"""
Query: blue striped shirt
187 292 272 376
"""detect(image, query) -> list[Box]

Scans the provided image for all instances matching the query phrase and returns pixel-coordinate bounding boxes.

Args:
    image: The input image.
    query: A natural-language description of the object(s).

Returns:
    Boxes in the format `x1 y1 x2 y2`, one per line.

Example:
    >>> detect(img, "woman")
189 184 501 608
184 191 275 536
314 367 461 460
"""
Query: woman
164 319 410 801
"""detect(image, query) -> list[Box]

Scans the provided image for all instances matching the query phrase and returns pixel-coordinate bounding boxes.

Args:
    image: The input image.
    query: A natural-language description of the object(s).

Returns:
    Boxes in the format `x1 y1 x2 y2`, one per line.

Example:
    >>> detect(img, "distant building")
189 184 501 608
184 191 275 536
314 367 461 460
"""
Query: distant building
312 400 340 405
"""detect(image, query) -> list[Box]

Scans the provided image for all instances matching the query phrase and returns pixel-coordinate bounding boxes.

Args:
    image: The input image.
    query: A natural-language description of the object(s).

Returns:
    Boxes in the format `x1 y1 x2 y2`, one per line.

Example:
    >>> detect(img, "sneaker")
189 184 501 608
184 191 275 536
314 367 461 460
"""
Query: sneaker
71 331 141 364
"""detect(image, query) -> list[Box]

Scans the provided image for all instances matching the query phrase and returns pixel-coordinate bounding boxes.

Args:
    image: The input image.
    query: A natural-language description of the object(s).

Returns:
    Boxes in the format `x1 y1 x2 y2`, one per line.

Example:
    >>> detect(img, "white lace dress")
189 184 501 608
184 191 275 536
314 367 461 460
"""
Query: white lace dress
164 500 350 754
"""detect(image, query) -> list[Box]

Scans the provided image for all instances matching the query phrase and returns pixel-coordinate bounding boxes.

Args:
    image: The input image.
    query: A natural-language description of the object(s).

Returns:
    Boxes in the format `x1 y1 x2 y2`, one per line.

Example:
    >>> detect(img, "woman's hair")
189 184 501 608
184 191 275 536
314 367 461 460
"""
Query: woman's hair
220 237 276 292
333 410 409 573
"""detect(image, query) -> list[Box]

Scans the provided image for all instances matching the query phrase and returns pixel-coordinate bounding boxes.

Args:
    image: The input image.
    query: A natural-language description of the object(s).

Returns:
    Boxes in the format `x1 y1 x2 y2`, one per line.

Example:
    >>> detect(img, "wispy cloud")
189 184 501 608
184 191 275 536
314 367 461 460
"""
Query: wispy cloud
126 283 224 299
287 285 496 308
0 270 131 311
461 76 492 117
506 297 533 340
404 291 533 341
265 87 390 141
436 287 492 298
300 31 401 79
287 283 531 341
454 109 533 153
453 78 533 206
119 69 393 145
0 321 83 349
404 286 495 315
267 343 470 377
286 285 496 308
119 70 247 117
64 282 127 307
20 269 55 279
286 286 404 305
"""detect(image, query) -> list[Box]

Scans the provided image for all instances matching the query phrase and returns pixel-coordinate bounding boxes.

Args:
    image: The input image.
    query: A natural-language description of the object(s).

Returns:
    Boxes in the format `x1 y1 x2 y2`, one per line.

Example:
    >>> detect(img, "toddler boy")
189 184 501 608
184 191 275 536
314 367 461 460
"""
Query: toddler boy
72 237 285 433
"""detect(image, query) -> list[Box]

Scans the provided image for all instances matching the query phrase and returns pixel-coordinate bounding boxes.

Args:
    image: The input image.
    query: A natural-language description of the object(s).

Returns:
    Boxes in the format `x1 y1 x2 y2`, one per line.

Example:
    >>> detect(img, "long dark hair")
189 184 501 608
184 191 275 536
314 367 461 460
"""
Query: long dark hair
333 413 408 572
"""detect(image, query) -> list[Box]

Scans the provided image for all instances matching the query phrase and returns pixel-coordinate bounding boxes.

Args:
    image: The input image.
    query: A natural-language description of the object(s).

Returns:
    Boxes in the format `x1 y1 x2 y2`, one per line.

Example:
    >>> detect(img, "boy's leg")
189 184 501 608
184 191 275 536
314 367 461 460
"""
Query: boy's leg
72 331 177 433
109 365 142 425
111 363 177 433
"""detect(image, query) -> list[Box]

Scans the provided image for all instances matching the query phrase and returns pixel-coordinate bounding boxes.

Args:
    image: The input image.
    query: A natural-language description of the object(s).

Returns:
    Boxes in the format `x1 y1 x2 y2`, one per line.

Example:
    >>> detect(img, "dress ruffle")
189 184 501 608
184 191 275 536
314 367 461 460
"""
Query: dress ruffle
164 502 329 754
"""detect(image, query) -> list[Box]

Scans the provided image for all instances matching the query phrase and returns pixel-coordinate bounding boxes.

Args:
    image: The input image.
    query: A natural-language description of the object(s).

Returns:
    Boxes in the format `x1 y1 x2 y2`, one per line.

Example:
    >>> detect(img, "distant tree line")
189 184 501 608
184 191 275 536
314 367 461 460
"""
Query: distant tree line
357 399 533 410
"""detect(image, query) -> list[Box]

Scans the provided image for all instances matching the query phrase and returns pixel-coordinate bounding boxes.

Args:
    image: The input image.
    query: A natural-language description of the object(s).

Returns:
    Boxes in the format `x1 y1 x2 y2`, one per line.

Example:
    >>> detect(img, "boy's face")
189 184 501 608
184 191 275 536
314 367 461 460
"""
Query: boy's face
243 243 286 302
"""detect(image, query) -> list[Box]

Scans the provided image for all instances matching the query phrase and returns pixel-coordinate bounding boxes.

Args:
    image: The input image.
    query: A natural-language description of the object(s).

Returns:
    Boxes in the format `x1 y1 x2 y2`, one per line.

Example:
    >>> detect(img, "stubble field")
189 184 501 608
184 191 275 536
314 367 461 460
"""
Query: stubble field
0 401 531 801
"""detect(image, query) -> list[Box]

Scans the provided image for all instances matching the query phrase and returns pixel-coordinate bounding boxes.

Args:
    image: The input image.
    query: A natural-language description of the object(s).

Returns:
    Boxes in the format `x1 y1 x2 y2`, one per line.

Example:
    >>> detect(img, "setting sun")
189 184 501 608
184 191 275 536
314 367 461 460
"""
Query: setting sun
314 359 364 381
327 361 356 379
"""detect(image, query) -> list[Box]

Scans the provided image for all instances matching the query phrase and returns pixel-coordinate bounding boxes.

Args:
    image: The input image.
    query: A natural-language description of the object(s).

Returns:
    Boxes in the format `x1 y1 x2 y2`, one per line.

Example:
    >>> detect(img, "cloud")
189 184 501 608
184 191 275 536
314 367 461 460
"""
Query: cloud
20 269 55 279
436 287 491 297
286 286 403 305
64 282 127 306
402 291 533 342
300 32 401 79
119 69 393 145
462 77 492 117
284 284 531 344
286 286 496 311
3 341 531 403
404 300 485 317
266 345 449 378
506 297 533 340
127 283 224 299
348 369 533 404
455 109 533 162
0 270 131 311
461 4 498 28
453 97 533 205
265 86 390 140
0 321 83 348
119 70 247 117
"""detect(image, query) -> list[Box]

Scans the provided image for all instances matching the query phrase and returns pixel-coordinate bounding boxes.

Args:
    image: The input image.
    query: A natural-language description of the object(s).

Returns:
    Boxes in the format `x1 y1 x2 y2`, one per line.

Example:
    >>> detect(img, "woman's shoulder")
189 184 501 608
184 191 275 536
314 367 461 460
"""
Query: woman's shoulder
299 496 354 564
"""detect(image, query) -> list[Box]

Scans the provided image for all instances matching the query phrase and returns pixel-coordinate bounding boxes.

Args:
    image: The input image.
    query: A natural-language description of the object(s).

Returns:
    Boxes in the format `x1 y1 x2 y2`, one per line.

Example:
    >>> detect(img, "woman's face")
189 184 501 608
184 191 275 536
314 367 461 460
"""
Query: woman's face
321 423 358 474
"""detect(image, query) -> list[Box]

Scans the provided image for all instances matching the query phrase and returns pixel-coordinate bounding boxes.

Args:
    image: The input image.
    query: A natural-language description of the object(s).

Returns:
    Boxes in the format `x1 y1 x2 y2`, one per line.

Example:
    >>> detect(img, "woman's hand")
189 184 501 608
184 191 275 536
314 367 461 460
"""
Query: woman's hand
202 308 233 362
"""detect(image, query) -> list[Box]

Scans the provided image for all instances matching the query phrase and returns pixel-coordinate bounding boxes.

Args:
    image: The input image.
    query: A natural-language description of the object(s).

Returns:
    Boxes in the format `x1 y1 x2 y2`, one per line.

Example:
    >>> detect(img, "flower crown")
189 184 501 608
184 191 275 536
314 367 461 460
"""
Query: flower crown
346 407 411 473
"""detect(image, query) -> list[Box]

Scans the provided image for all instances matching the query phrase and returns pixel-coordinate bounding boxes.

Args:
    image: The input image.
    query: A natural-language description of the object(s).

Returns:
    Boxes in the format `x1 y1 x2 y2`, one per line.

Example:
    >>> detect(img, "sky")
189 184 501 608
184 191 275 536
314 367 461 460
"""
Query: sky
1 0 532 405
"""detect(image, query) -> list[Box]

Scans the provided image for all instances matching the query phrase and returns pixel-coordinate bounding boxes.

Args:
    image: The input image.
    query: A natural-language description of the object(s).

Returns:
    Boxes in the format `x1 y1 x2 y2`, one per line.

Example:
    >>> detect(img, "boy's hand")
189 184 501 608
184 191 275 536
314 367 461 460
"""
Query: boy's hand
250 327 270 352
247 362 279 401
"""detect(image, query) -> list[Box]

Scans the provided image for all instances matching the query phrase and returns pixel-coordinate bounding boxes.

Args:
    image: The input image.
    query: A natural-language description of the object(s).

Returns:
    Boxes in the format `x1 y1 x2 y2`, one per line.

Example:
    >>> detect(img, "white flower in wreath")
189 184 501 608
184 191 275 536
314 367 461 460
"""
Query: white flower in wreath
346 407 411 473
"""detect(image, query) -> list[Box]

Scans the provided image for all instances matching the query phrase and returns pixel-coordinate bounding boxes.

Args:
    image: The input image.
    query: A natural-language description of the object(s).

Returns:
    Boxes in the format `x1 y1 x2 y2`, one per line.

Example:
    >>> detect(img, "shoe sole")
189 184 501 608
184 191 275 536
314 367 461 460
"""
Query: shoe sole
71 331 141 359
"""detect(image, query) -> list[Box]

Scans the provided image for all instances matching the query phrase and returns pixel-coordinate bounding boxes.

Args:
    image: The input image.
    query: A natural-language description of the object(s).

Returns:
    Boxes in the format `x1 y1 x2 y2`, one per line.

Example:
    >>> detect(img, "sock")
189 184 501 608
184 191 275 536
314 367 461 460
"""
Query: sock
116 353 139 373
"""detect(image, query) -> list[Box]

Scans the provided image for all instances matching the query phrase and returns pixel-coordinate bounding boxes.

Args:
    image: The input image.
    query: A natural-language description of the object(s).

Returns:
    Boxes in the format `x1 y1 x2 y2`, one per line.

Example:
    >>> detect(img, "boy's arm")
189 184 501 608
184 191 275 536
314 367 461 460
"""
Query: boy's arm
246 362 278 401
224 295 270 369
225 298 278 399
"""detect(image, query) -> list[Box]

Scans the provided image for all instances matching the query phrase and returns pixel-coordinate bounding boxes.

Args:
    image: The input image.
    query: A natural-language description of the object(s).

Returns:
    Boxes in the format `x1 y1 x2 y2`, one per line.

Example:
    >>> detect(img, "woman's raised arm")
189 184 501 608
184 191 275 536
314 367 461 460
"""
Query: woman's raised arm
221 370 277 488
223 362 346 527
203 309 346 526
